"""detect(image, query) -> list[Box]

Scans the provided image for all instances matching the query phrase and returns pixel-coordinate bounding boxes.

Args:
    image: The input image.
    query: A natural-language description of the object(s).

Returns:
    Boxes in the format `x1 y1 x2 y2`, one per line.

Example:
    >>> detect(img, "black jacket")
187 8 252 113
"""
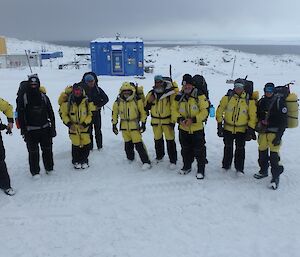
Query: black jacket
16 86 55 135
257 95 287 133
82 84 109 110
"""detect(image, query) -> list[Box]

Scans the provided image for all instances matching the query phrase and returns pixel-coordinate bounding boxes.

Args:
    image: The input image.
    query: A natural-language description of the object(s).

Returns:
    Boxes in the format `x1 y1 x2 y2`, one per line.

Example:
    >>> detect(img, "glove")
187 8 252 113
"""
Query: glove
6 122 13 134
272 132 283 146
0 123 7 131
22 131 28 142
245 127 256 141
112 124 118 135
140 122 146 133
51 129 57 138
217 123 224 137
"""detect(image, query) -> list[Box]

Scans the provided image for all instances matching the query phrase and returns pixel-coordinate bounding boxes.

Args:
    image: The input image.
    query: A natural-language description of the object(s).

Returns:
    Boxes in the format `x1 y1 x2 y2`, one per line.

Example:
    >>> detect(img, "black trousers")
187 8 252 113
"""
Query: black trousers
154 138 177 164
25 128 54 176
89 110 102 149
222 130 246 171
124 141 150 164
259 150 284 179
179 129 206 173
0 133 11 190
72 145 90 164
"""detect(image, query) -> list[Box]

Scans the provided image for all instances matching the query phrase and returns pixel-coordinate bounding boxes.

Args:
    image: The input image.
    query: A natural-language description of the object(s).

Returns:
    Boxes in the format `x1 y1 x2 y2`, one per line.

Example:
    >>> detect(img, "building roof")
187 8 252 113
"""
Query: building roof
91 37 143 43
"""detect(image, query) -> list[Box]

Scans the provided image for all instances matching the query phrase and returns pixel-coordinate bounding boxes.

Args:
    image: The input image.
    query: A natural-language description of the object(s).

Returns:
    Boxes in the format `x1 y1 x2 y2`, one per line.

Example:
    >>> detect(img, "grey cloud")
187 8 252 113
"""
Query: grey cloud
0 0 299 42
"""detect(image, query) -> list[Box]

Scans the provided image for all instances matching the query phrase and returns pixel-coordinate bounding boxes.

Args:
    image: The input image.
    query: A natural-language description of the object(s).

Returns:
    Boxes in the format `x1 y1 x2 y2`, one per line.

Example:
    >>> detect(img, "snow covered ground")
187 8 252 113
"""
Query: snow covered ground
0 38 300 257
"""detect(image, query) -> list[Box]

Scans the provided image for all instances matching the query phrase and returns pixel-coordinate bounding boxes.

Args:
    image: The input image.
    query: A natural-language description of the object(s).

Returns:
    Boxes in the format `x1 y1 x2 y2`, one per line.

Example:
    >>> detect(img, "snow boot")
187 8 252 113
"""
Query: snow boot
81 163 89 169
3 188 15 196
142 163 151 170
236 170 245 176
196 172 204 180
253 171 268 179
179 167 192 175
73 163 81 169
269 177 279 190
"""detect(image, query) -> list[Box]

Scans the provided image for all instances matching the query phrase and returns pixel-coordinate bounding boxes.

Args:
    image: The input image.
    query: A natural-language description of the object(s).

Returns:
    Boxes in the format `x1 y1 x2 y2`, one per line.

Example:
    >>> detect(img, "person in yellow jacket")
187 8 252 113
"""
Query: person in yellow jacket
59 83 94 169
112 82 151 170
216 78 257 174
0 98 15 196
145 75 177 169
171 74 209 179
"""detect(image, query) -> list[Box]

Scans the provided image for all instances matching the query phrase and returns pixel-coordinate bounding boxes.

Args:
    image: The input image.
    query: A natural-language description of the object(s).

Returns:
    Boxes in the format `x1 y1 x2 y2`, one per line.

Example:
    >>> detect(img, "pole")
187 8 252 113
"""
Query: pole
25 50 33 74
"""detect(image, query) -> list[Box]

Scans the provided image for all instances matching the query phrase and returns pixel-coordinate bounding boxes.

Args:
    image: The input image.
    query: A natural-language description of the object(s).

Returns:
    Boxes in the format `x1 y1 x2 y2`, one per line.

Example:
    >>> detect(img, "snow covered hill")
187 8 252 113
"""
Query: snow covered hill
0 38 300 257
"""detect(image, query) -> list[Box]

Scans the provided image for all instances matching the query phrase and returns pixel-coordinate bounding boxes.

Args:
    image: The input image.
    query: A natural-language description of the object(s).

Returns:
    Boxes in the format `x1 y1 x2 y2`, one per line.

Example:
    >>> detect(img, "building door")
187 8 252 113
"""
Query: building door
111 50 124 75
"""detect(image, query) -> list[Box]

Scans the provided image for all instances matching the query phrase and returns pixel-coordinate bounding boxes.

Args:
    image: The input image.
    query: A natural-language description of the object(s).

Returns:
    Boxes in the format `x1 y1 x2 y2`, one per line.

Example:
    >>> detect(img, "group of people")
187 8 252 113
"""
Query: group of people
111 73 288 190
0 71 289 196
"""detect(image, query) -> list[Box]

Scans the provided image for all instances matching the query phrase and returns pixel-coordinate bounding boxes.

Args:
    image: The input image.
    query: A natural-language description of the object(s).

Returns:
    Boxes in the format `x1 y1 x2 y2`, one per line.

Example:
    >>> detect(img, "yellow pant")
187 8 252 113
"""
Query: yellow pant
152 125 175 140
122 130 142 143
258 133 281 153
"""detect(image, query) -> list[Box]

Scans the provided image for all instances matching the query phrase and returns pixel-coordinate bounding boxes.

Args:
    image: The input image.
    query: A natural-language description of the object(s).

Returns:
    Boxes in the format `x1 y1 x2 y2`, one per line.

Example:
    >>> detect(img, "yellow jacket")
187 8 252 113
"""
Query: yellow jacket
112 95 147 131
145 85 177 126
0 98 13 122
59 97 94 147
171 93 209 133
216 91 257 133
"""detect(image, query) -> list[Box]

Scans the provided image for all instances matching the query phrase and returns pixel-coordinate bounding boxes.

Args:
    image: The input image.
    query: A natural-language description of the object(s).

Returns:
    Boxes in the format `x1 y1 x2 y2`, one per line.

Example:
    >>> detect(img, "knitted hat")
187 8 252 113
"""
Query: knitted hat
182 74 193 85
84 74 95 83
264 82 275 93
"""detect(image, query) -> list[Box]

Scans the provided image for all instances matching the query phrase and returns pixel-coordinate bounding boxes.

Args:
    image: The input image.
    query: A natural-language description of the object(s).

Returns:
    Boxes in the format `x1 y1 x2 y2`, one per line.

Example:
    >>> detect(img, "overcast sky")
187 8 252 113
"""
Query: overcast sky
1 0 300 42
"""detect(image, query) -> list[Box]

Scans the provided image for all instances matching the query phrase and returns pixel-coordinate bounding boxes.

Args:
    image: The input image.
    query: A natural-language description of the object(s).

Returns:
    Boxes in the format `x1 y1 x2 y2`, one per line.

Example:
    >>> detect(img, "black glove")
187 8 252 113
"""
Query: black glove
51 129 57 138
112 124 118 135
217 123 224 137
245 127 256 141
0 124 7 131
22 131 28 142
272 131 283 146
140 122 146 133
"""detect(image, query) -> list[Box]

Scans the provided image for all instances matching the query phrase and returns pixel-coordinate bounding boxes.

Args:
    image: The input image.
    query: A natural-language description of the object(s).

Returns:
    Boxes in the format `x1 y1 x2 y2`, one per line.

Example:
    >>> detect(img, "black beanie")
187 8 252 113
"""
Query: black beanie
28 75 40 86
182 74 193 85
264 82 275 92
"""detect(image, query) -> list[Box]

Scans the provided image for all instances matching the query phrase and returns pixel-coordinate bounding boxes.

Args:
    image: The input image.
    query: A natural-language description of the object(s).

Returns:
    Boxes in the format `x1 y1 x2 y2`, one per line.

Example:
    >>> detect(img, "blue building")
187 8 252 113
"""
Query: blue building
90 37 144 76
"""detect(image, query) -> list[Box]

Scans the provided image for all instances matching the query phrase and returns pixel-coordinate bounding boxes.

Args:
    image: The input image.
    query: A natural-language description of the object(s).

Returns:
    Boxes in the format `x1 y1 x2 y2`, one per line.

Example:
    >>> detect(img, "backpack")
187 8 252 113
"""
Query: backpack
274 84 299 128
192 75 209 99
15 81 47 129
